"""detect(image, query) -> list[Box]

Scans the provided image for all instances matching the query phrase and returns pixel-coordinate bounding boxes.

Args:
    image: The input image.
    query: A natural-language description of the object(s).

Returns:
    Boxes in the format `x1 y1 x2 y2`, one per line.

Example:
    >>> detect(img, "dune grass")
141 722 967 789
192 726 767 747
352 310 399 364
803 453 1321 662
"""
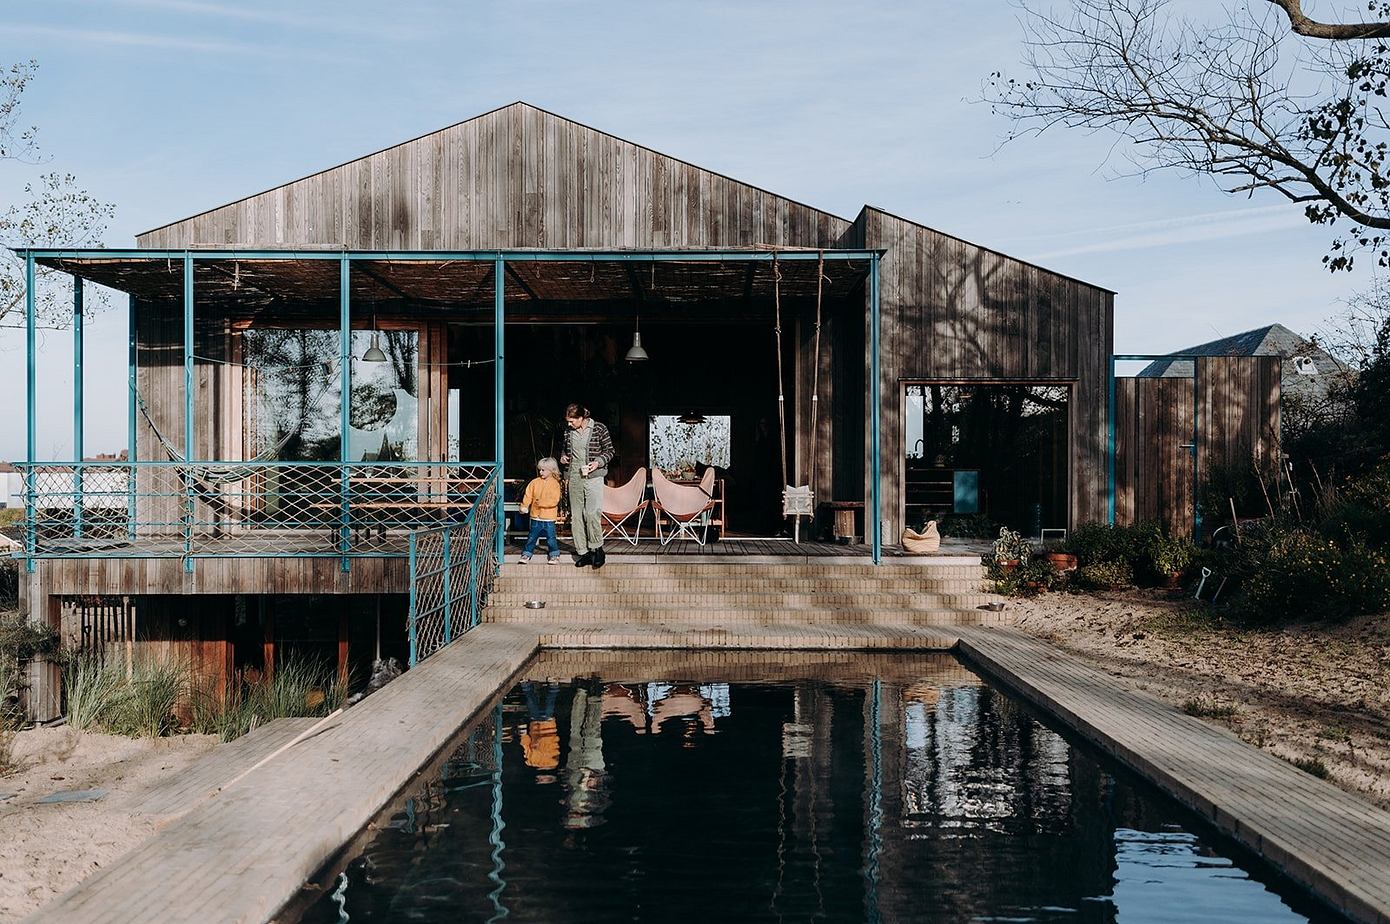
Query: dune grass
191 656 346 742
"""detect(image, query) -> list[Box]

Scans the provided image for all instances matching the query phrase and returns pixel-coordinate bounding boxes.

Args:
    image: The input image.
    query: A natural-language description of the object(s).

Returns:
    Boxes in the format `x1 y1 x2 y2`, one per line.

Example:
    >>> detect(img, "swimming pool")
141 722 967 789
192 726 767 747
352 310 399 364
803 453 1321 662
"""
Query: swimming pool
300 652 1340 923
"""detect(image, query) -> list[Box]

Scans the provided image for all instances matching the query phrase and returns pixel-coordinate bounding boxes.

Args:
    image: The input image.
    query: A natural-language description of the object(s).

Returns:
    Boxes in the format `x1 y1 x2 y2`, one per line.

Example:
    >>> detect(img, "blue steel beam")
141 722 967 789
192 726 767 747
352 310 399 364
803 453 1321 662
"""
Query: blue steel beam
73 277 84 539
339 255 351 573
494 256 505 562
15 247 881 263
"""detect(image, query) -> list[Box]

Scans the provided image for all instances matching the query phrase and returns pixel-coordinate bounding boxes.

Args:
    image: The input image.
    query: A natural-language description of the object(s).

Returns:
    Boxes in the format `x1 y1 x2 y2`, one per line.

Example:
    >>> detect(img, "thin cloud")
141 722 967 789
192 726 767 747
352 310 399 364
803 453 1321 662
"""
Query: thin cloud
4 23 348 62
1027 206 1306 260
48 0 425 40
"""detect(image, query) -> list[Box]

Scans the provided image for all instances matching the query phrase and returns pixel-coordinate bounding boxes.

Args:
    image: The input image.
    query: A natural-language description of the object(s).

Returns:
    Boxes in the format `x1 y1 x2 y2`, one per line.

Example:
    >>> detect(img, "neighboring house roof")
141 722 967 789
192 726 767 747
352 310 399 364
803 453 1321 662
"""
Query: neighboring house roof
1137 323 1344 403
0 462 16 474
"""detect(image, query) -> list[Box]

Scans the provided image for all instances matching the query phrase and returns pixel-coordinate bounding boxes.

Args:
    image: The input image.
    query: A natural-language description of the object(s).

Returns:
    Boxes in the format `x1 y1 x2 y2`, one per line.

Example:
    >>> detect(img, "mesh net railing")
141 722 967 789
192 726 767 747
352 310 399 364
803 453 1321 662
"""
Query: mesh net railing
408 470 500 665
15 461 496 558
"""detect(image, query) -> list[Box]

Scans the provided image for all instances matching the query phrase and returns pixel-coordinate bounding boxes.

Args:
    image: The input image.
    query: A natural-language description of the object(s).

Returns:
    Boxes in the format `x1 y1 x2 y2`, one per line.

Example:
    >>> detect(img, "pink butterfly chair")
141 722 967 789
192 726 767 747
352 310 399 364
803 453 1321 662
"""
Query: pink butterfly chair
652 467 716 545
601 467 650 546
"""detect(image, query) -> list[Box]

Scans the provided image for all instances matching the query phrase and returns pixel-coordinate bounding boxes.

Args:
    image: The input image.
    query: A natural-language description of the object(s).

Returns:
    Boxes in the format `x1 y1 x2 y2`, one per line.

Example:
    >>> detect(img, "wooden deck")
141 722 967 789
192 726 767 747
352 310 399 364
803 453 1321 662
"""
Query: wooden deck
956 627 1390 924
25 622 1390 924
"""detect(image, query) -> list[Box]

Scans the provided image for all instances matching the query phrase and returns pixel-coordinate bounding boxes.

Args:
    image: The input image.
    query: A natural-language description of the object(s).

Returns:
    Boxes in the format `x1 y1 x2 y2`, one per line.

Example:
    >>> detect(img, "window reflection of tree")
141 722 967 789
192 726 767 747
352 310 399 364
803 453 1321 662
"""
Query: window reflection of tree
901 685 1073 833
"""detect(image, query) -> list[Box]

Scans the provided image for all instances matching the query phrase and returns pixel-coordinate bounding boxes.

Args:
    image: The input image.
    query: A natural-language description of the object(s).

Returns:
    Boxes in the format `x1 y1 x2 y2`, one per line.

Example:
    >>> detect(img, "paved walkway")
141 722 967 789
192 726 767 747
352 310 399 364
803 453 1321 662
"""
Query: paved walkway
23 620 1390 924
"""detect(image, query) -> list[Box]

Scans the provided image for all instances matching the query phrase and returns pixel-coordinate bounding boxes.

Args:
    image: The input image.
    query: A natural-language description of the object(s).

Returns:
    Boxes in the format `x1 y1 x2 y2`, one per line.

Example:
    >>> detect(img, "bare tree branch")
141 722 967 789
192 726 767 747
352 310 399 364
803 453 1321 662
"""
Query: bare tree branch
1264 0 1390 40
985 0 1390 270
0 61 115 326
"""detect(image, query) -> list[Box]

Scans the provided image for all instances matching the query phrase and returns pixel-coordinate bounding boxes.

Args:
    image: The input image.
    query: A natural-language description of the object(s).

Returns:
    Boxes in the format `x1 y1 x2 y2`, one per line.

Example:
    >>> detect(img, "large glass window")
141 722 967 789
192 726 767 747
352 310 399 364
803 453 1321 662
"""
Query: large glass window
242 328 419 462
905 384 1069 534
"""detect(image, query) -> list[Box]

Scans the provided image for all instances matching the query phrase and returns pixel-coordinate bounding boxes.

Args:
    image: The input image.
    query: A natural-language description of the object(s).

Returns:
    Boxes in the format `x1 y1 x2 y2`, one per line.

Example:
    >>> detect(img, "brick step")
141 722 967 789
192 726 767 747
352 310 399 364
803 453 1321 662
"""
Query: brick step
496 562 987 580
487 591 999 609
484 606 1006 624
492 577 990 594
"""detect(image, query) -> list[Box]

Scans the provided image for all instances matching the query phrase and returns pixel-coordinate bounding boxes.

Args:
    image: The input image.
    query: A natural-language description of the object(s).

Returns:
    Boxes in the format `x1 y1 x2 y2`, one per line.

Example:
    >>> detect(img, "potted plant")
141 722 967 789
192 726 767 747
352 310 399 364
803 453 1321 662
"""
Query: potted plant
1147 534 1196 588
1043 549 1078 572
991 527 1031 572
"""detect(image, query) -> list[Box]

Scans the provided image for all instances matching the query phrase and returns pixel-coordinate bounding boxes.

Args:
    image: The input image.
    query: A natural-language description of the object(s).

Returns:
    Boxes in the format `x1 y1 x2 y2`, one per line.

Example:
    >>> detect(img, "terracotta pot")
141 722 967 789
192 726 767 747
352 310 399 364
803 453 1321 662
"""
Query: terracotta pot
1044 552 1078 572
999 559 1021 572
1162 571 1183 589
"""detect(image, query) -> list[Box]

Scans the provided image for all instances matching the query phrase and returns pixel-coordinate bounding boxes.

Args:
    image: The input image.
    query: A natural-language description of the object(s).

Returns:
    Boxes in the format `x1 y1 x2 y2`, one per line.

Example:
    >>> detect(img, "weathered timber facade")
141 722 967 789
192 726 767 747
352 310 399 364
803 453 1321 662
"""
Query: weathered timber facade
134 102 1115 540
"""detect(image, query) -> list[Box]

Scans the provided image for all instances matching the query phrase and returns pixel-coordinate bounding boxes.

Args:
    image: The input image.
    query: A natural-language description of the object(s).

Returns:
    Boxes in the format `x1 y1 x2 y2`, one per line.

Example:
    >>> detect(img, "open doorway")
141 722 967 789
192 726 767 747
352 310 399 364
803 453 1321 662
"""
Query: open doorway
904 383 1069 536
450 319 787 537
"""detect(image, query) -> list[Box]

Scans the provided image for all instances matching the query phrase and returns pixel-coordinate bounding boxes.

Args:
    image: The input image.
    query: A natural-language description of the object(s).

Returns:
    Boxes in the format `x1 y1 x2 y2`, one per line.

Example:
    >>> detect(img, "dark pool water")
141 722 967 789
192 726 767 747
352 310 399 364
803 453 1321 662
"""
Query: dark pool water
301 654 1340 923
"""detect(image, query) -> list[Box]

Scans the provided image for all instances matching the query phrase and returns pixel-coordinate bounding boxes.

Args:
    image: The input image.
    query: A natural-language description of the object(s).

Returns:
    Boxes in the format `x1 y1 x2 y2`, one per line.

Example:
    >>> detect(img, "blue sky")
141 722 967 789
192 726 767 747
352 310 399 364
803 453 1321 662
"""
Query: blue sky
0 0 1367 459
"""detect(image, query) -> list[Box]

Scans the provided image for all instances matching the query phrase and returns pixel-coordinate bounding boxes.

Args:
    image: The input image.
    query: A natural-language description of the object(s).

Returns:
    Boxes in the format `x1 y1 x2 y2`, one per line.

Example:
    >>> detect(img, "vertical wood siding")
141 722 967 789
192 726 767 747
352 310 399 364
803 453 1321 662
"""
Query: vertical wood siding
859 208 1114 538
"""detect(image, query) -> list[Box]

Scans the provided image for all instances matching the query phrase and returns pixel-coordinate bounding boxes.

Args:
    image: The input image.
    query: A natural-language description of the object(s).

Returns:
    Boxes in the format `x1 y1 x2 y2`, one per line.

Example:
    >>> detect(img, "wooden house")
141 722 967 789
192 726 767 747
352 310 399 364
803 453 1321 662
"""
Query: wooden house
16 101 1271 708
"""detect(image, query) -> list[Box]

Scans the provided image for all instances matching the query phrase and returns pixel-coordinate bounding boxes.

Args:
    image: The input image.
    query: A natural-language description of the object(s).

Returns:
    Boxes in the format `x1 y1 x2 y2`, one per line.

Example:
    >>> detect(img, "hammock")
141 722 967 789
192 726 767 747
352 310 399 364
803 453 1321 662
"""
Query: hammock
772 253 828 543
133 369 332 488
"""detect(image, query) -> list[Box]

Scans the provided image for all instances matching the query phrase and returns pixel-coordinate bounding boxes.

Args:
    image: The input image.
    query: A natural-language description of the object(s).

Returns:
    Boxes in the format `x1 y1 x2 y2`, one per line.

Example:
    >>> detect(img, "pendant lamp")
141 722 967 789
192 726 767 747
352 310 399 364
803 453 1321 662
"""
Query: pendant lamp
625 307 649 362
678 411 707 426
363 311 387 363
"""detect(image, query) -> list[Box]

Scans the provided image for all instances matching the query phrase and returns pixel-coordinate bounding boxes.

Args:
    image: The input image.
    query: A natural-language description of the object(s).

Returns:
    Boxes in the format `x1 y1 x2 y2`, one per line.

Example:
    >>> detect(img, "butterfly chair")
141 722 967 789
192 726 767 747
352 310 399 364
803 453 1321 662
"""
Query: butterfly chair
601 467 649 546
652 467 716 546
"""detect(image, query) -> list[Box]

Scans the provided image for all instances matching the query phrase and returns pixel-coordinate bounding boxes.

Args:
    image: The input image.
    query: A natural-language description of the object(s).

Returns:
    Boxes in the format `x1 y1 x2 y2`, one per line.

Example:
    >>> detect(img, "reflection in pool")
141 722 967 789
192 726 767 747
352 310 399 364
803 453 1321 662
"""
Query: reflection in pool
301 653 1338 923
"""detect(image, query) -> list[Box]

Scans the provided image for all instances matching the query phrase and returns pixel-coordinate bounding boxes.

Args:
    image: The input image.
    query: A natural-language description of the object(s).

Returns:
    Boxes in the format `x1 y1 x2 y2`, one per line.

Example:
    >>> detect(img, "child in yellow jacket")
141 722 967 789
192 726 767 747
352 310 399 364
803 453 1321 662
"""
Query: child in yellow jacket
519 457 564 563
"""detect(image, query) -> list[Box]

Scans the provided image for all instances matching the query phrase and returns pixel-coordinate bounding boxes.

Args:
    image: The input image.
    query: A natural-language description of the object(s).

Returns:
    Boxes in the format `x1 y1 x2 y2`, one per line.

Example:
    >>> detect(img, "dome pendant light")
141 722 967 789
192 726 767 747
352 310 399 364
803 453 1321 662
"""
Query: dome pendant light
625 307 649 362
363 311 387 363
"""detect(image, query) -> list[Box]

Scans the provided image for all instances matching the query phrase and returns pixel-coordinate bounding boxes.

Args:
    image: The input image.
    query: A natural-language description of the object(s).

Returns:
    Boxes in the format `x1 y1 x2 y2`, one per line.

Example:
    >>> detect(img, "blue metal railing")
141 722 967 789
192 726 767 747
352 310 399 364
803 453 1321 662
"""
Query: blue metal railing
16 459 496 561
407 468 501 666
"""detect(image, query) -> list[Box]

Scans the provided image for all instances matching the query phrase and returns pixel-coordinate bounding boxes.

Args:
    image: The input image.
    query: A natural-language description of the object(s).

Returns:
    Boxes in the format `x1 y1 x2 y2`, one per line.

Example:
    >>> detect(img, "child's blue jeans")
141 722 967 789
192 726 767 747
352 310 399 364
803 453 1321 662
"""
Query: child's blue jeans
523 518 560 559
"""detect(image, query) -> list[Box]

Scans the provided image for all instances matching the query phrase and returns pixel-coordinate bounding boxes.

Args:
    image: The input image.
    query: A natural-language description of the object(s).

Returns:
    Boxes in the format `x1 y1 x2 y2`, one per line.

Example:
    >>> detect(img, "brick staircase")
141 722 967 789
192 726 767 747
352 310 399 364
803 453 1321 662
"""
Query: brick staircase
484 558 1005 627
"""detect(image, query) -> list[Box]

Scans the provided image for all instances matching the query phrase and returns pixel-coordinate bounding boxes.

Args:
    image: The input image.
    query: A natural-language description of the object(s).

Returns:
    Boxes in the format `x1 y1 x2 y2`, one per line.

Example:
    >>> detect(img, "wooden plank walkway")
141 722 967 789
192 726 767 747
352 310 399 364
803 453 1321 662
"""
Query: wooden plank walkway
125 717 320 822
23 623 543 924
956 627 1390 924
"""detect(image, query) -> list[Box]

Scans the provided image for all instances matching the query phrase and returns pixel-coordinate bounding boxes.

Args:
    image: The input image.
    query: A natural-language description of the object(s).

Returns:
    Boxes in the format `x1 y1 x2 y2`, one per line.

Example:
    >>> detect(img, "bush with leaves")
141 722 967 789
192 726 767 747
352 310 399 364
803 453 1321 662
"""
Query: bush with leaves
1236 528 1390 624
1075 559 1136 591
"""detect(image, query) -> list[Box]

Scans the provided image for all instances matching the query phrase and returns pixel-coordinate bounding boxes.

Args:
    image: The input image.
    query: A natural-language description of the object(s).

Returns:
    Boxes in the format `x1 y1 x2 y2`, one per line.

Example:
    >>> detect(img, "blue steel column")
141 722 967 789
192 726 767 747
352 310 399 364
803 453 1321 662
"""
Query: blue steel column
73 277 84 539
494 256 505 562
24 253 36 572
127 293 137 542
339 256 352 572
182 254 194 570
1108 356 1117 525
869 254 882 565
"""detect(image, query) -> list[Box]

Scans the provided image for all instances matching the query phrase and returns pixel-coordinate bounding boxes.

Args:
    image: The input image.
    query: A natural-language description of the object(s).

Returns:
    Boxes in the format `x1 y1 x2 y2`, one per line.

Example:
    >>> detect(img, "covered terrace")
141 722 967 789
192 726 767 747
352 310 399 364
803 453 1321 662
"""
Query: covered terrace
13 248 884 571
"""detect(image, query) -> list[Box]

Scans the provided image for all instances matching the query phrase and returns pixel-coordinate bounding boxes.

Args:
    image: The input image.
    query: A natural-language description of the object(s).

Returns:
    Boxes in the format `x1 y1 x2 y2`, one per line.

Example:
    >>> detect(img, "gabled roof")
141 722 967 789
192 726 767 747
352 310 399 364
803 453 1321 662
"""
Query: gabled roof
1138 324 1331 377
136 101 851 250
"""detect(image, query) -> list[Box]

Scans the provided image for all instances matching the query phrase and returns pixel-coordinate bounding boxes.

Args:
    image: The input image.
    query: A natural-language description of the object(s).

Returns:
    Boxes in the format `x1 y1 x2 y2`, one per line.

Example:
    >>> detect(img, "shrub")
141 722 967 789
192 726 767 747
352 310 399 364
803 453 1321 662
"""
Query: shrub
0 612 58 664
1235 527 1390 624
1142 532 1197 580
1065 522 1153 567
1075 559 1134 590
1317 461 1390 549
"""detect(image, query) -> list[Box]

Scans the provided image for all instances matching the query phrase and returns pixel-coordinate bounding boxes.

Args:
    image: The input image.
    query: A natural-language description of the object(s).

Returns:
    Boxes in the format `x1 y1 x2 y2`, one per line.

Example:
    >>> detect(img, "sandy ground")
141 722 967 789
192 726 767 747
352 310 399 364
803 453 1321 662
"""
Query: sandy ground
1009 588 1390 808
0 727 218 922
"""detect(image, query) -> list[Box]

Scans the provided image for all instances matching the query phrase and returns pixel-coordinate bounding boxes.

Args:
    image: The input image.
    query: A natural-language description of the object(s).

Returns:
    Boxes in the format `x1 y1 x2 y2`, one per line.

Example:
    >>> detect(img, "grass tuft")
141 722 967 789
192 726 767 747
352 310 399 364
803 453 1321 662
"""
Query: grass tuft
191 656 345 742
1181 696 1238 720
1290 755 1331 779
